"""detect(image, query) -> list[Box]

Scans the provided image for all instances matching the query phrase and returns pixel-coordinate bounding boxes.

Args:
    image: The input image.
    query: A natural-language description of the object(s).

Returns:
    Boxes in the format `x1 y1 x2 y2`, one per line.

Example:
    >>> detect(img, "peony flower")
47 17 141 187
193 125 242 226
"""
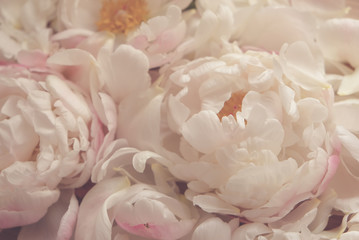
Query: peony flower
75 176 199 240
175 0 348 61
0 0 58 60
52 0 191 67
117 41 340 223
0 63 115 230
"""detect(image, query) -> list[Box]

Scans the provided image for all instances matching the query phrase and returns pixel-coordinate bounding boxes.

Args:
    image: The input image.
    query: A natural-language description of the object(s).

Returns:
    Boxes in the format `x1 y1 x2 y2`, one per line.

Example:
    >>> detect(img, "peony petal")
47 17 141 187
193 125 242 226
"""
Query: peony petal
232 222 271 240
279 41 329 90
98 44 150 103
337 68 359 96
336 126 359 177
181 111 228 154
117 88 163 150
318 18 359 68
235 7 316 53
46 75 92 122
334 99 359 132
192 217 231 240
192 194 240 215
75 177 131 240
0 185 60 228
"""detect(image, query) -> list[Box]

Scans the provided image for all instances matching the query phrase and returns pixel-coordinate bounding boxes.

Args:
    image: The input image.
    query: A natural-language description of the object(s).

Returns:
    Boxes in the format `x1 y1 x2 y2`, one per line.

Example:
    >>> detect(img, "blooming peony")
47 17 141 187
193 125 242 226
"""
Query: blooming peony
52 0 192 68
4 1 359 239
0 62 114 230
117 41 341 223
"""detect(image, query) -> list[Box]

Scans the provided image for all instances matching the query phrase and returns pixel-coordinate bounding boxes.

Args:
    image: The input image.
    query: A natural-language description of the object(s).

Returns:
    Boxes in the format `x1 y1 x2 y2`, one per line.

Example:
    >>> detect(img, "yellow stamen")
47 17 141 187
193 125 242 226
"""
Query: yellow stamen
97 0 148 35
217 92 246 120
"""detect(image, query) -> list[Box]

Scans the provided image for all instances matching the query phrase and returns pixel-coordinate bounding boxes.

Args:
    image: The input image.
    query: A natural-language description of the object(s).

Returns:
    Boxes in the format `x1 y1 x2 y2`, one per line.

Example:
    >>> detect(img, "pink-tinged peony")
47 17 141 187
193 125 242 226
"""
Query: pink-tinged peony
52 0 191 68
0 63 115 230
0 0 58 61
75 176 199 240
117 41 341 223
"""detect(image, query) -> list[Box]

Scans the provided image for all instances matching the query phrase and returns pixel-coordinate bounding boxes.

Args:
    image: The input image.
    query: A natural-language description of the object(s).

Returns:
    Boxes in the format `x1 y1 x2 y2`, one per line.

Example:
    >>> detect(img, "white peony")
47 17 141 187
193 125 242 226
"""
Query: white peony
117 41 340 223
0 63 115 230
52 0 192 68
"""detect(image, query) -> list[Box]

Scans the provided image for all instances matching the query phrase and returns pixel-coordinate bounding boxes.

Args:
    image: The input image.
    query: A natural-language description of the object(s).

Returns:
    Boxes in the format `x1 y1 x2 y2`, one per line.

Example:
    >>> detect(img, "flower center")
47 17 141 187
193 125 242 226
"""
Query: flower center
96 0 148 35
217 92 246 120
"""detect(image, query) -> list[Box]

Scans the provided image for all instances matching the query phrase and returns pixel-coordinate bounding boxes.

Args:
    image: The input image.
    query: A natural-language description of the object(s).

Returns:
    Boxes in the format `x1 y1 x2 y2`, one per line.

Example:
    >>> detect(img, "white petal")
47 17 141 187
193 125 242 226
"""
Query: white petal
181 111 227 154
192 194 240 215
75 177 131 240
235 7 316 53
232 223 271 240
335 94 359 123
46 75 92 122
117 89 163 150
99 45 150 103
0 183 60 228
192 217 231 240
337 69 359 96
336 126 359 177
318 18 359 68
279 41 329 90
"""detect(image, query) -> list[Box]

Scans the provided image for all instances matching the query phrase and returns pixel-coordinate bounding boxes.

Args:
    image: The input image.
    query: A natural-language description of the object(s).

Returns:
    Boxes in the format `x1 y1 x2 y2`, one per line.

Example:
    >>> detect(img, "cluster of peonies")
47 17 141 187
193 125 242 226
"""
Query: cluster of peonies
1 0 359 239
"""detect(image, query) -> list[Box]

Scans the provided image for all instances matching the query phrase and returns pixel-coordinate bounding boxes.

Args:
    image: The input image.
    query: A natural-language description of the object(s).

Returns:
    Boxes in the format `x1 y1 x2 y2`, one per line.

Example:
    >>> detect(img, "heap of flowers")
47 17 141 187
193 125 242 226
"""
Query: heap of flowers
1 0 359 239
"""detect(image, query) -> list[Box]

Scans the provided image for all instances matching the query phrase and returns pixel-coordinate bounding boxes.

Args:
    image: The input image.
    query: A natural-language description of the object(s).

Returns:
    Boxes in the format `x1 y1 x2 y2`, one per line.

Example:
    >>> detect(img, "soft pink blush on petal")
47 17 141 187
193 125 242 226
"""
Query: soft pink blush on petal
17 50 48 68
314 154 341 195
0 188 60 228
117 221 193 240
118 223 172 240
51 28 94 49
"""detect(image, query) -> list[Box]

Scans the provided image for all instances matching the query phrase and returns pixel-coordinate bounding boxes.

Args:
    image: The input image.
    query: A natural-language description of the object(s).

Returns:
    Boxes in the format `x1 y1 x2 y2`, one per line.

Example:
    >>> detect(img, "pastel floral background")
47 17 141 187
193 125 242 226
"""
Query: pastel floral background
1 0 359 239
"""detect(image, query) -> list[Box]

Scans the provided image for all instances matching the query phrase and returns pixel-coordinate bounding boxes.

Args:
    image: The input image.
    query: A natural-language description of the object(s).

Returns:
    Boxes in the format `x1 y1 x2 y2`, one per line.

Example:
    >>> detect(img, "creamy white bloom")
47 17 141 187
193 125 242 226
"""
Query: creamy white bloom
75 176 199 240
0 64 114 229
0 0 58 60
117 41 340 223
53 0 191 67
176 0 347 61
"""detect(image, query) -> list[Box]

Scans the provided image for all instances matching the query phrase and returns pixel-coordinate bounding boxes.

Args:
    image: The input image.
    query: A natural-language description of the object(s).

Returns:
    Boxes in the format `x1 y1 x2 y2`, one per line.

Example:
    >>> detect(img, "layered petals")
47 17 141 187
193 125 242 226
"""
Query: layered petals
75 177 198 240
